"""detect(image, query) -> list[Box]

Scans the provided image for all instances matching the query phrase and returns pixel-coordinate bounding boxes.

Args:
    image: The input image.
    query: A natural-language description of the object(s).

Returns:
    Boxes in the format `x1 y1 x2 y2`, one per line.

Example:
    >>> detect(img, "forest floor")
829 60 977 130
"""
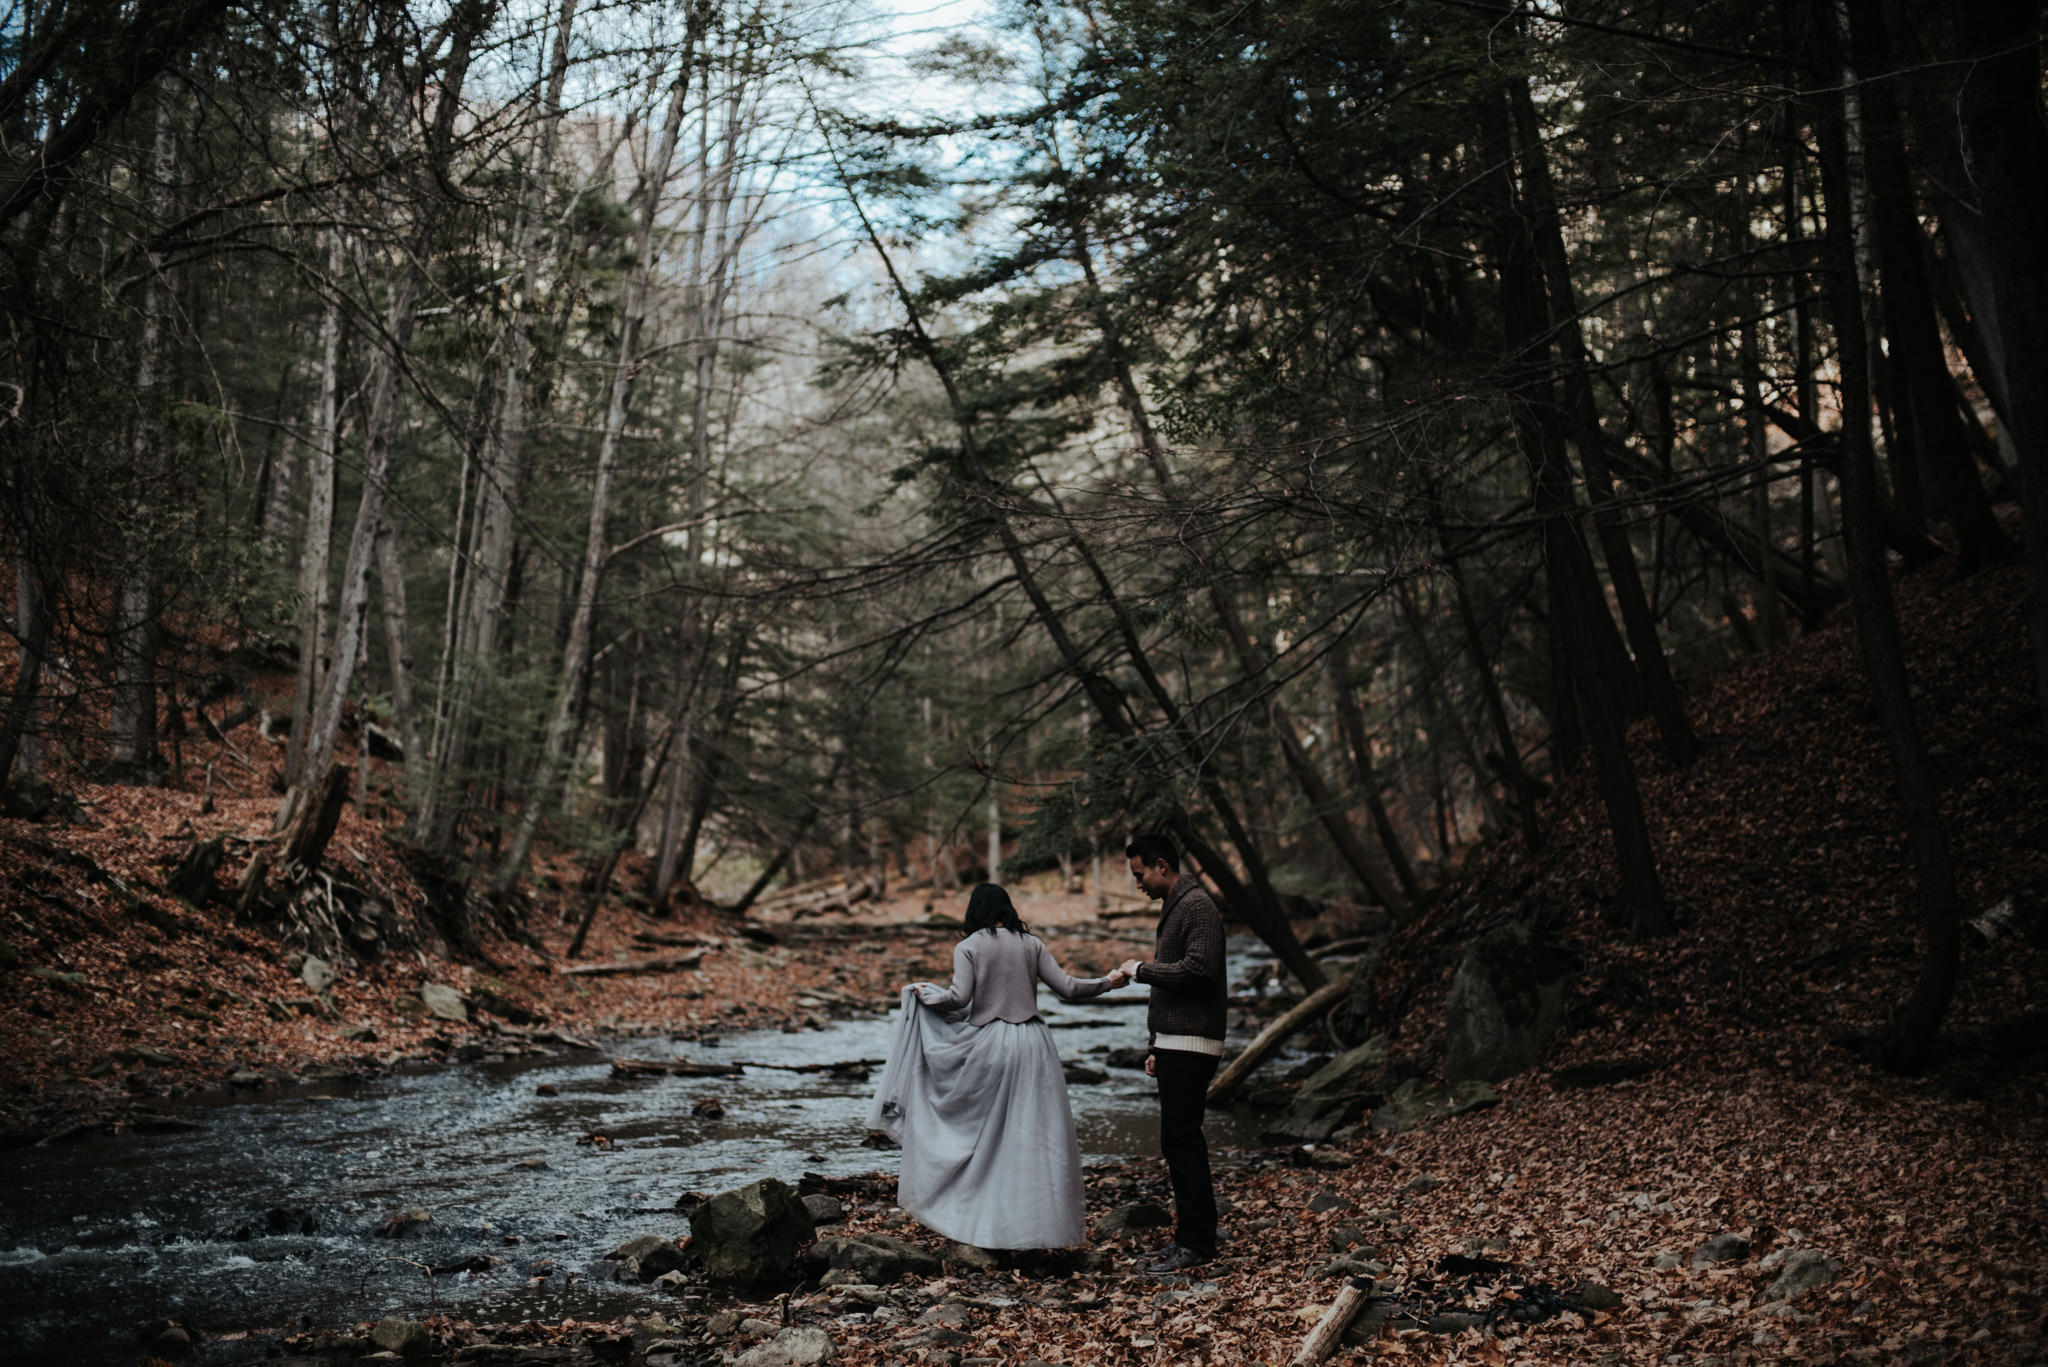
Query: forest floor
3 555 2047 1366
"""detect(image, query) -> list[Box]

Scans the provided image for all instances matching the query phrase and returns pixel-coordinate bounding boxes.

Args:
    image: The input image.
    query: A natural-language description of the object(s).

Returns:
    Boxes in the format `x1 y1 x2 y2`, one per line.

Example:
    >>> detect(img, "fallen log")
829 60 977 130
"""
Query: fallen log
557 952 702 977
1311 935 1381 960
1207 973 1353 1105
631 931 715 949
609 1057 742 1080
1292 1276 1373 1365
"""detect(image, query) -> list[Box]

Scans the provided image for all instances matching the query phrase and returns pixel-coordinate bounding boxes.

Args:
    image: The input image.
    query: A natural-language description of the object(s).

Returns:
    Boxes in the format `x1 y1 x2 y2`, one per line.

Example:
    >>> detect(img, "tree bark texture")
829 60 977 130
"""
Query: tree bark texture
1811 1 1964 1072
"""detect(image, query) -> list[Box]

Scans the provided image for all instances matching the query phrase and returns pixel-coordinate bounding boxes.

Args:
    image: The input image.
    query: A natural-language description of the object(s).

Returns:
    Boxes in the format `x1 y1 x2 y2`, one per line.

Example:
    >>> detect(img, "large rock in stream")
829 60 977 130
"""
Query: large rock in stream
1442 922 1576 1084
688 1177 816 1284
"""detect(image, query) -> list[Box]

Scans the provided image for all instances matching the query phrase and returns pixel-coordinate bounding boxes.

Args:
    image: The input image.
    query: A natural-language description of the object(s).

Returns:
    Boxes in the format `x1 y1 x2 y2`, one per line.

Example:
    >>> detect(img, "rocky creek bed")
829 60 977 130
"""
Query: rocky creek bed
0 972 1298 1366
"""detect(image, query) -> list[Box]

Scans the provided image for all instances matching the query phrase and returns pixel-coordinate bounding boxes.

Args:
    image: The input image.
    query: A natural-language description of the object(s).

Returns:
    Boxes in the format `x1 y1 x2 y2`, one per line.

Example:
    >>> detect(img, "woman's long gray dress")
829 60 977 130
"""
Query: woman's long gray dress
866 929 1111 1249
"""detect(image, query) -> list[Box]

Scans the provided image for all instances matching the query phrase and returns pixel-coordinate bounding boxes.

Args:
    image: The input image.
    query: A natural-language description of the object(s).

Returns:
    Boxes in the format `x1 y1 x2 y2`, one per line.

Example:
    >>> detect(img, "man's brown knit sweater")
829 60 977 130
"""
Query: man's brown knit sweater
1137 876 1227 1045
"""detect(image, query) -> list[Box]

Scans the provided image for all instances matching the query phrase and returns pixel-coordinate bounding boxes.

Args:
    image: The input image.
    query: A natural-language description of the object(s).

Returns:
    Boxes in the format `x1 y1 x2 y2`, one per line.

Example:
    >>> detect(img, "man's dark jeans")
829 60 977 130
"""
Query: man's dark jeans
1154 1048 1221 1257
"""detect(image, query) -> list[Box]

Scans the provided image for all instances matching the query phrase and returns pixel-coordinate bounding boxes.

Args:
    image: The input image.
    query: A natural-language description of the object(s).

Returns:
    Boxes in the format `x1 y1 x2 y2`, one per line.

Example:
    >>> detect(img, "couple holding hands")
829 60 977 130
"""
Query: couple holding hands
867 835 1224 1274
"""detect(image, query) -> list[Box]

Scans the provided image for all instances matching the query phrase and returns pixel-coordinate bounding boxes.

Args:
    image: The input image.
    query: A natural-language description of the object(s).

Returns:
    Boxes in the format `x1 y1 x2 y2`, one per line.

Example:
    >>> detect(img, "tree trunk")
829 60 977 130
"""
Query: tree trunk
1437 529 1544 848
289 266 422 800
418 0 578 850
1507 76 1696 765
1479 79 1669 935
1955 0 2048 764
374 510 424 796
1071 235 1406 915
1812 1 1964 1072
285 228 345 792
652 56 747 908
1325 630 1423 894
1846 0 2015 571
821 128 1325 986
1391 580 1510 839
0 556 51 786
496 0 711 895
110 78 178 774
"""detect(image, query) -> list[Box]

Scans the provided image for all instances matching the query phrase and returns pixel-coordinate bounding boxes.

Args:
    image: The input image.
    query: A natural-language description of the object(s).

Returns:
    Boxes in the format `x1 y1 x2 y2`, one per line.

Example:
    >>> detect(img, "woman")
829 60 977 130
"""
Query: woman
867 883 1130 1249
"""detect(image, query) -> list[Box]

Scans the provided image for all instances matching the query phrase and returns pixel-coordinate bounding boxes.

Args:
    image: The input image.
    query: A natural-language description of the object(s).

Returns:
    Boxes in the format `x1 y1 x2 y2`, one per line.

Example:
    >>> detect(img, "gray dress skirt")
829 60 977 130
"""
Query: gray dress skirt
866 985 1087 1249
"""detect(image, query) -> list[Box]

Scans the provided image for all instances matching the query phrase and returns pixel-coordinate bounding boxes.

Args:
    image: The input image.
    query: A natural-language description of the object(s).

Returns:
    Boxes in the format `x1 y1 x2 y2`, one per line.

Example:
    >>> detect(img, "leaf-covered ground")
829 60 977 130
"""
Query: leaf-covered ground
4 559 2046 1364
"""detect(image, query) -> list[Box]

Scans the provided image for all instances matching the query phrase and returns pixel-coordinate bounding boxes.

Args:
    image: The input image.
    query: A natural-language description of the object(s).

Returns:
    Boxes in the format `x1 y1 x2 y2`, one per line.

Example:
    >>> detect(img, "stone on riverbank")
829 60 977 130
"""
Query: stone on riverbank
732 1326 836 1366
1764 1249 1842 1301
419 982 468 1023
369 1315 430 1355
802 1232 941 1284
1095 1201 1172 1237
801 1194 845 1226
1262 1035 1389 1143
608 1233 688 1282
688 1177 815 1284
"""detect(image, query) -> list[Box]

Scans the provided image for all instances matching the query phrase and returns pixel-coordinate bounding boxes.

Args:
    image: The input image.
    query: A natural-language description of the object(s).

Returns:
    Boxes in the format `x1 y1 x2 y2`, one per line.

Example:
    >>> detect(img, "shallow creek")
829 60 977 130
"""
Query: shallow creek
1 957 1297 1365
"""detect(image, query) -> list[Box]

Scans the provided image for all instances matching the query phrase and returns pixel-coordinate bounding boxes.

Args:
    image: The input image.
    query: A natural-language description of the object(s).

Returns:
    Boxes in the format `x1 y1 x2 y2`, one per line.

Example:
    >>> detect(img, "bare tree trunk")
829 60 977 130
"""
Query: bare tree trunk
1812 0 1964 1072
1392 581 1509 837
1742 317 1788 650
652 49 749 906
497 1 711 895
292 264 422 797
109 78 177 774
418 0 578 849
1955 0 2048 764
0 554 51 786
375 509 424 794
1070 234 1407 915
1846 0 2015 571
1325 630 1423 894
816 118 1326 987
1436 531 1544 848
1506 76 1697 766
285 227 346 791
1478 79 1669 935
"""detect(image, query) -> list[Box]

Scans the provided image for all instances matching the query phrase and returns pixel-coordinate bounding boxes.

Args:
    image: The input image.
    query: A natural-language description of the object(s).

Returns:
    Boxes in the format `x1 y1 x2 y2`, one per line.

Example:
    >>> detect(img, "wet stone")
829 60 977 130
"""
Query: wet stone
369 1315 430 1355
801 1194 845 1226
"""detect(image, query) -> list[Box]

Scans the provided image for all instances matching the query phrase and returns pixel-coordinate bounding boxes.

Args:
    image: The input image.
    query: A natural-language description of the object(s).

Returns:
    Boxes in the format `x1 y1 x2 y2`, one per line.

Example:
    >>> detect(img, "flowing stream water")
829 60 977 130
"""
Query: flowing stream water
1 950 1298 1366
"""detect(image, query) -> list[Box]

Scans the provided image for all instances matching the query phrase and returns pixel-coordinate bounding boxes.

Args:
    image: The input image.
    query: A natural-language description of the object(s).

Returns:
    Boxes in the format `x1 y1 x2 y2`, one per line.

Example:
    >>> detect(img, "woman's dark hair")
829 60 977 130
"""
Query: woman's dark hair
1125 833 1179 871
962 883 1028 938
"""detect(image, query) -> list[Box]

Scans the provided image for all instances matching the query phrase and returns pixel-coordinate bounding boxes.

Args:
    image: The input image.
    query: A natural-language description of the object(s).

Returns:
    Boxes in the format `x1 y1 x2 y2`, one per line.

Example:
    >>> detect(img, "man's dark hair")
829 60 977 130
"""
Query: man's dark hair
962 882 1028 938
1125 834 1179 871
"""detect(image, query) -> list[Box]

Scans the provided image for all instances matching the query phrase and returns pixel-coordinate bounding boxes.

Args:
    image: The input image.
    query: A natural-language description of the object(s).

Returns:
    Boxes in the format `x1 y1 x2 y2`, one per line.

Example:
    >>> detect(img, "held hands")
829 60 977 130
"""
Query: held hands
1119 958 1144 983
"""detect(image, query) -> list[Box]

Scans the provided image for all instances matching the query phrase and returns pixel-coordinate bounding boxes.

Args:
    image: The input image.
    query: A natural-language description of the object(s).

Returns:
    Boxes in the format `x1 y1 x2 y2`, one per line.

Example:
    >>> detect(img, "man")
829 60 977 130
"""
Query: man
1120 833 1226 1273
